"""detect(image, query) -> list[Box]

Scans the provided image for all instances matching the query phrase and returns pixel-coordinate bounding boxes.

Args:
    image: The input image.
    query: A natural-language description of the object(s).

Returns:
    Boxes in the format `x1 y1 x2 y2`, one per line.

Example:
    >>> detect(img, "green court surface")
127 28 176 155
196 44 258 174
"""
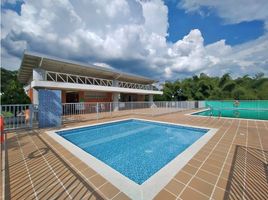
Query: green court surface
193 100 268 120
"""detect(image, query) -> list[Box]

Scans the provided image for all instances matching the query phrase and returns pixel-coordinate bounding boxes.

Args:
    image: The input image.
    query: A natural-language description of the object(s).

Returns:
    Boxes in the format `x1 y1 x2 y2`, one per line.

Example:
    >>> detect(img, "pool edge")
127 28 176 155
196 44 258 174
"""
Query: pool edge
46 118 218 200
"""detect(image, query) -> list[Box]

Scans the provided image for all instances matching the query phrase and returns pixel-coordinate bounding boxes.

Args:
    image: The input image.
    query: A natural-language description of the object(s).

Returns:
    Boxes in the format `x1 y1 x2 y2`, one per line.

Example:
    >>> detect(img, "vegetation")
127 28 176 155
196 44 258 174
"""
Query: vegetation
1 68 31 105
0 68 267 104
154 73 268 101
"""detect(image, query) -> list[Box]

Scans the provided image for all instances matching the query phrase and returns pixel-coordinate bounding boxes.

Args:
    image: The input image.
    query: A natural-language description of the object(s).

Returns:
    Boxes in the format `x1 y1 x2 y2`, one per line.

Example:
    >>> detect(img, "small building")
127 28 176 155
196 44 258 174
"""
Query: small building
18 51 162 106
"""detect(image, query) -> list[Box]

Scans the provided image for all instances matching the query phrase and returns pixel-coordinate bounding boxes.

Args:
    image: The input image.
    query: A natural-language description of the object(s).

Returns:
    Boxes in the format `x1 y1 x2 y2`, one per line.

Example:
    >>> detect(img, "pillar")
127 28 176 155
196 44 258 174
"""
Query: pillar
113 92 119 111
149 94 154 107
32 88 39 105
149 94 153 102
32 68 45 105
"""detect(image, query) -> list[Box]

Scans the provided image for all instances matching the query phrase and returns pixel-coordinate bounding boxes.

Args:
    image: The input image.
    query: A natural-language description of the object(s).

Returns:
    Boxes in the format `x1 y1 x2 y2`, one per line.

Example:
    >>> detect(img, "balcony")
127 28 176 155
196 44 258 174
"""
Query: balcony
44 70 155 91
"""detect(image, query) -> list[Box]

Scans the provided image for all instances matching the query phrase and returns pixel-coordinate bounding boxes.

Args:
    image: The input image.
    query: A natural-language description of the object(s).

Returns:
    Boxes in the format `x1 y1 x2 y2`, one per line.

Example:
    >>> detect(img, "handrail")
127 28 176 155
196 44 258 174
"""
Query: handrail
44 70 155 90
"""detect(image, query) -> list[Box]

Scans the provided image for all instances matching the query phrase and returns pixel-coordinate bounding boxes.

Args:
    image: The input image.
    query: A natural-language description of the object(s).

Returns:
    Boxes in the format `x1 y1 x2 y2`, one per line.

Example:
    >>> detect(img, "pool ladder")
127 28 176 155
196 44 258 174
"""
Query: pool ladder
209 107 221 119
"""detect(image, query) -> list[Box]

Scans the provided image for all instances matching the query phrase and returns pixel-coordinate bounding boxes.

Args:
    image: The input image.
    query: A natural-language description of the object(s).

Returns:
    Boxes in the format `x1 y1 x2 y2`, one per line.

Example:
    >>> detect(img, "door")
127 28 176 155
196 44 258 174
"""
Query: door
66 92 79 103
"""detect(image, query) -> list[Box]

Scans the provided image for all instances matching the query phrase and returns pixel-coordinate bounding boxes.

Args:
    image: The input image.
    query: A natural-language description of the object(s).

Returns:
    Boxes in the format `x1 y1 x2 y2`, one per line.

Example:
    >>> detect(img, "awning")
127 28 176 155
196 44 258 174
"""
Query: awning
18 51 157 85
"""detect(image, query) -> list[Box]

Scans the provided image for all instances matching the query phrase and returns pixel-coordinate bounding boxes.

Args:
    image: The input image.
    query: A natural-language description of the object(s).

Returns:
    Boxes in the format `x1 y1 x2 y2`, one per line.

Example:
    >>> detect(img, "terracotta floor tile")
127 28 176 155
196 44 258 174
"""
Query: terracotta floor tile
188 158 202 168
205 158 224 168
194 153 208 161
154 189 177 200
189 177 214 196
211 187 229 200
112 192 131 200
180 187 208 200
99 182 120 199
201 163 221 176
165 179 185 196
82 167 98 179
67 182 94 199
196 169 218 185
174 171 193 184
89 175 107 188
181 164 198 175
216 177 230 190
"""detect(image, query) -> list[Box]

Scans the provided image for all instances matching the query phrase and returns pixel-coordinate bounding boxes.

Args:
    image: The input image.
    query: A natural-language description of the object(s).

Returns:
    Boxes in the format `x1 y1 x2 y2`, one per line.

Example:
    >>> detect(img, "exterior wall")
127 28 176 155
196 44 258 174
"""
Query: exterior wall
30 88 149 104
62 90 66 103
79 91 85 102
120 93 145 102
61 90 112 103
83 91 112 102
137 94 145 101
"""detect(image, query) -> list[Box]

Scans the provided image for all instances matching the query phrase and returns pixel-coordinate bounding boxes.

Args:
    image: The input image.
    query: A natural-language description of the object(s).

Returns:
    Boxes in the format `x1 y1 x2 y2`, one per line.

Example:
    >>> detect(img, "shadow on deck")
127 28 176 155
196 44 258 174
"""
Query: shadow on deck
225 145 268 200
4 130 104 199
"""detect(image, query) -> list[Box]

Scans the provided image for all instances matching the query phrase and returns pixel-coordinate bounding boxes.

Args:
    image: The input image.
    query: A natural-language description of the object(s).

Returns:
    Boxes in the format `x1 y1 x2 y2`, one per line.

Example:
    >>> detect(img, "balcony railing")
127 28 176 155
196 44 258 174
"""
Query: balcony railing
118 81 152 90
45 71 113 87
44 71 154 90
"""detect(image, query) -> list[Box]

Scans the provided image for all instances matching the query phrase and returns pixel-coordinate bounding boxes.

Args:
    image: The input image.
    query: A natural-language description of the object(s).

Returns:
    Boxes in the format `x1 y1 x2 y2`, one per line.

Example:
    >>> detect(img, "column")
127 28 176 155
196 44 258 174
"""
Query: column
32 68 45 105
113 92 119 111
149 94 154 107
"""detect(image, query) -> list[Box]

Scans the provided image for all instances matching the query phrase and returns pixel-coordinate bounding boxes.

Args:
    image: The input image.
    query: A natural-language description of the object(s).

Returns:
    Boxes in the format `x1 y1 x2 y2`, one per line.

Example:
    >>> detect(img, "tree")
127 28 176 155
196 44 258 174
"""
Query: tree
154 73 268 101
1 68 31 104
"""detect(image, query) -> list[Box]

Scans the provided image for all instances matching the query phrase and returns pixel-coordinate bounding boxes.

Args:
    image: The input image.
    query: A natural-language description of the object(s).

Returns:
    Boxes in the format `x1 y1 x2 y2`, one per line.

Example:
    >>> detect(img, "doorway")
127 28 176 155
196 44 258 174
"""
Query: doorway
66 92 79 103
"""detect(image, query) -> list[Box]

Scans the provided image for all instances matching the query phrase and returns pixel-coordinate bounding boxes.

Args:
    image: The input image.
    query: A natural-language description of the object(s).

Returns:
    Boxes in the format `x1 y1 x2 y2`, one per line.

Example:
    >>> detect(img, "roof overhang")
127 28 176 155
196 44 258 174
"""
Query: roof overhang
18 51 157 85
31 80 163 95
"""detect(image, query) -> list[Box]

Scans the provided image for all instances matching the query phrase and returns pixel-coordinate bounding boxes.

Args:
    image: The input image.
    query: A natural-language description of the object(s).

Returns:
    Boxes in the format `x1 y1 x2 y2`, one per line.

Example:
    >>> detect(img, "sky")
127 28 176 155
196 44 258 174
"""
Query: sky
1 0 268 81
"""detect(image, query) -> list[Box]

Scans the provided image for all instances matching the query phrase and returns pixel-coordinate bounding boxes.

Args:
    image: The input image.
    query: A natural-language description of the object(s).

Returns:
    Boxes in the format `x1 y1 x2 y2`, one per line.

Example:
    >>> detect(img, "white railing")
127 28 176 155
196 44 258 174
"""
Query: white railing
118 81 152 90
45 71 113 87
0 104 38 130
0 101 204 129
45 70 155 90
62 101 202 122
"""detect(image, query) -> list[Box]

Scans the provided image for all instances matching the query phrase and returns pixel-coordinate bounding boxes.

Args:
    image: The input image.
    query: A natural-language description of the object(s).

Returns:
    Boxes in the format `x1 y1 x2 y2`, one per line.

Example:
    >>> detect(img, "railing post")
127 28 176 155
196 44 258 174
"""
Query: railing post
0 115 4 143
29 104 33 129
96 102 99 120
110 102 112 118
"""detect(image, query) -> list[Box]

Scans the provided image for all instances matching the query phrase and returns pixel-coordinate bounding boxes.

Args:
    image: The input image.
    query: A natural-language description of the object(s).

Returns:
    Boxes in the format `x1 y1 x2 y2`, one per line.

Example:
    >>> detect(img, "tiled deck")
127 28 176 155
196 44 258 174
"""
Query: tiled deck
2 111 268 199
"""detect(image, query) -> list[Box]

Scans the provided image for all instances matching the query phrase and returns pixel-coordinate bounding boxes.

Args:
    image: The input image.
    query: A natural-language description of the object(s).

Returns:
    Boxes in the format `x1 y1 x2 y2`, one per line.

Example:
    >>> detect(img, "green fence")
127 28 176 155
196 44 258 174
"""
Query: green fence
205 100 268 110
201 100 268 120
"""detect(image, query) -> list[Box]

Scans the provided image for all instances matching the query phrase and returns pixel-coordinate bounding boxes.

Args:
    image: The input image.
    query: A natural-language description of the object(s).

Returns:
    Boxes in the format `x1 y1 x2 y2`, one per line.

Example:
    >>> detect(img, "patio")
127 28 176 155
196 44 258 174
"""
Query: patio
2 110 268 200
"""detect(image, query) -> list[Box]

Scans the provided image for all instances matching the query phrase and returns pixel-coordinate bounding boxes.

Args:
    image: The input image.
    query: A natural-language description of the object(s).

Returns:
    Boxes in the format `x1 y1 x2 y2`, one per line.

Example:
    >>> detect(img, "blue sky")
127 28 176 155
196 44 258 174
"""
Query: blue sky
1 0 268 80
165 0 264 45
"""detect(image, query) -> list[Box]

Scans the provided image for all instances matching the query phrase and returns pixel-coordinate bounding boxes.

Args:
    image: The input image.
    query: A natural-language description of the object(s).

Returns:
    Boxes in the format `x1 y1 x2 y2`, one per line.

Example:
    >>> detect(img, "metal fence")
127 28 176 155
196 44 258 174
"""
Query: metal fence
1 101 205 130
62 101 203 123
0 104 38 130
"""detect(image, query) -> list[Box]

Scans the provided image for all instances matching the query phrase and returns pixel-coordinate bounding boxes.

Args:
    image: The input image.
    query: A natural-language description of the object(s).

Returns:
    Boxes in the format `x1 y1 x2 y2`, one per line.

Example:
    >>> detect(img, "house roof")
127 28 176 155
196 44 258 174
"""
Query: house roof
18 51 157 84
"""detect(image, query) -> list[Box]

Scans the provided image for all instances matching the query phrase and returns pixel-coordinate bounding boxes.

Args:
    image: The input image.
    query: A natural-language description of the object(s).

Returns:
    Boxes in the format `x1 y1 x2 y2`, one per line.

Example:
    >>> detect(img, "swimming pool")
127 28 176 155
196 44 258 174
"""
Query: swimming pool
193 100 268 120
49 119 216 199
193 109 268 120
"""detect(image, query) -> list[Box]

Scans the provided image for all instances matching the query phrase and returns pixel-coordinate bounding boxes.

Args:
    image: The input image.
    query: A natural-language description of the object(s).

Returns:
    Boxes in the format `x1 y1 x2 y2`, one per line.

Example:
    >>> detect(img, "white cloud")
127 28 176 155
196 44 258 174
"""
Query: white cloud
93 62 115 70
179 0 268 29
1 0 268 80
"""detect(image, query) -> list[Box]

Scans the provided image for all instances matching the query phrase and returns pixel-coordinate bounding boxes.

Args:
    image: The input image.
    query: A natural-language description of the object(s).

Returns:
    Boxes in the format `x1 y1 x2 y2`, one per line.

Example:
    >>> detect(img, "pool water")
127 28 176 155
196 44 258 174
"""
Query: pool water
57 119 208 184
194 100 268 120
